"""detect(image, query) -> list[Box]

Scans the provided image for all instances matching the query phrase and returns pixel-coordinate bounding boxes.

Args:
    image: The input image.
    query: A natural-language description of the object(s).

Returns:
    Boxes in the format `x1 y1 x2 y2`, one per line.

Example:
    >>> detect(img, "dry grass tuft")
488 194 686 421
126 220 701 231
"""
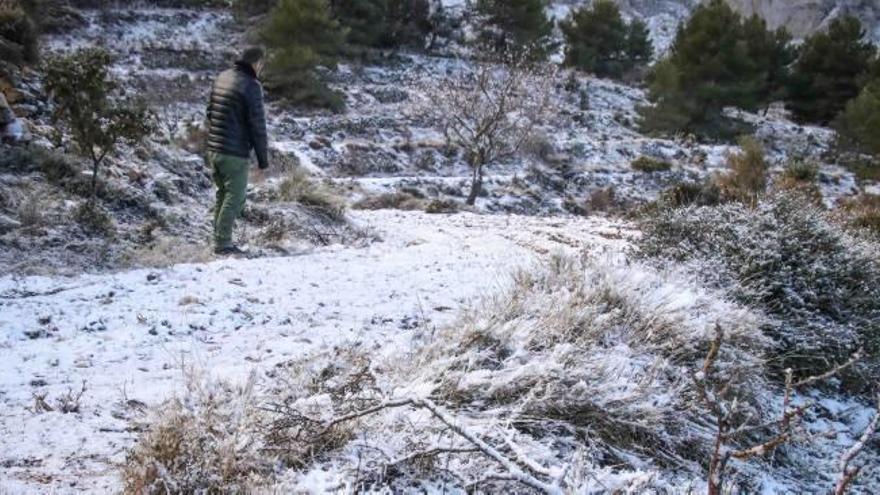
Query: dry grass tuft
631 155 673 173
277 168 346 221
123 238 213 269
122 371 274 494
835 194 880 237
352 191 424 211
716 136 767 204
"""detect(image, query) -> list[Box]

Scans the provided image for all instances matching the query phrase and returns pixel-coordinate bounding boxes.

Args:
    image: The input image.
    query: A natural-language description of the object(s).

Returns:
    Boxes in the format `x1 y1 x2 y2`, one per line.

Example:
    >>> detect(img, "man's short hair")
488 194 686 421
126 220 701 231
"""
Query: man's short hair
241 46 265 65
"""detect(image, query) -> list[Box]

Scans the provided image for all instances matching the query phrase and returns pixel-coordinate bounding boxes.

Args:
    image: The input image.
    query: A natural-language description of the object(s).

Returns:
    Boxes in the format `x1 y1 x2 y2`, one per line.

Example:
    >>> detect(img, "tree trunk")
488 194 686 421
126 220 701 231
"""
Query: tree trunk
466 163 483 206
90 158 100 202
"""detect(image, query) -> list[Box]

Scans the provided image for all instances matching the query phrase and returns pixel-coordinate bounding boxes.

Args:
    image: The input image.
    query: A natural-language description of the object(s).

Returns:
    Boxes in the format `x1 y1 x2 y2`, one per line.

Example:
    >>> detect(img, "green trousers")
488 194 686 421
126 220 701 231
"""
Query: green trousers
208 152 249 249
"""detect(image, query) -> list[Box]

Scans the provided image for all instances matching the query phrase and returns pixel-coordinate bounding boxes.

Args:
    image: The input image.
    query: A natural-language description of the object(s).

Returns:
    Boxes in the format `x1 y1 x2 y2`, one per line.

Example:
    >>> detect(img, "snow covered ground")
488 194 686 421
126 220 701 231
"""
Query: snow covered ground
0 210 633 493
2 3 878 492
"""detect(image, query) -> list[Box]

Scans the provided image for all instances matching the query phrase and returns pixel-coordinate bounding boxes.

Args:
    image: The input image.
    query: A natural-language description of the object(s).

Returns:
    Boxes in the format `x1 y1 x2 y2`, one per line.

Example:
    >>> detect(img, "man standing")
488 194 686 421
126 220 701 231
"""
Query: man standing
206 46 269 255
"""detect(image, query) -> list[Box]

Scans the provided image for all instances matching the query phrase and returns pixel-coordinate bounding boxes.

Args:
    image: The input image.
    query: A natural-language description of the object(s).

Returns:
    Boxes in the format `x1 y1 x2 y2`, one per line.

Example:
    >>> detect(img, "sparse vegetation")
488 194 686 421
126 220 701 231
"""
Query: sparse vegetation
659 180 722 208
73 201 115 236
122 372 273 494
835 194 880 237
631 155 672 173
423 197 458 214
777 159 821 200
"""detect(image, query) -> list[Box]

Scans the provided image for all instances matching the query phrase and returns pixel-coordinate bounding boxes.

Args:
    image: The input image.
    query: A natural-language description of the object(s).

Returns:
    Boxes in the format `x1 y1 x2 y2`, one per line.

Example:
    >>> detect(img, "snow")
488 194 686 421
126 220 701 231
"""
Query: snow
4 3 879 492
0 210 632 493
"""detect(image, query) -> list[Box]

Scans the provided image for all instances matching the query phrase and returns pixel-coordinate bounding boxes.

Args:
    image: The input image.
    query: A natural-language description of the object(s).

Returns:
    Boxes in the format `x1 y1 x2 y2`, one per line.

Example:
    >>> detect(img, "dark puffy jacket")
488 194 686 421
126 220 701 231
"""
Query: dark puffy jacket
206 62 269 169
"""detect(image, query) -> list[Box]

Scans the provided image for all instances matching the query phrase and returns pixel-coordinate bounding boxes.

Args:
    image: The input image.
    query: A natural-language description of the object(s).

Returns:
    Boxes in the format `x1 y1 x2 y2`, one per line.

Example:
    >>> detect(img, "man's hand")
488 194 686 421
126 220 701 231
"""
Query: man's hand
251 167 267 184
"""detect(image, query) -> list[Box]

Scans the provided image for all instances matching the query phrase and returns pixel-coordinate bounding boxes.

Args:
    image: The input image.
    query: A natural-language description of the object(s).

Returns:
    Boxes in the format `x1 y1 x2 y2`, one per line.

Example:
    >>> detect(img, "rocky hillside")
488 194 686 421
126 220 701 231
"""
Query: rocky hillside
555 0 880 44
724 0 880 41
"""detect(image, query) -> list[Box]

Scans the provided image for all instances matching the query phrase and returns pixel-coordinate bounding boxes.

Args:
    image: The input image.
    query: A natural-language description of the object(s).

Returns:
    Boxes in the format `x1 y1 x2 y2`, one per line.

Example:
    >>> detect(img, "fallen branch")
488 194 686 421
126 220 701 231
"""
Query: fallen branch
300 397 563 494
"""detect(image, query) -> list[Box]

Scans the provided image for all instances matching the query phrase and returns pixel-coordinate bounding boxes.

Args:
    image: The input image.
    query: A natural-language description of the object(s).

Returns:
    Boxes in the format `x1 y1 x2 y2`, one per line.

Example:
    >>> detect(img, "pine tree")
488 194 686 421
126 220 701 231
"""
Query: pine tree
626 18 652 66
260 0 346 110
836 78 880 156
787 15 876 124
742 14 796 108
560 0 652 79
330 0 432 50
639 0 788 138
476 0 554 60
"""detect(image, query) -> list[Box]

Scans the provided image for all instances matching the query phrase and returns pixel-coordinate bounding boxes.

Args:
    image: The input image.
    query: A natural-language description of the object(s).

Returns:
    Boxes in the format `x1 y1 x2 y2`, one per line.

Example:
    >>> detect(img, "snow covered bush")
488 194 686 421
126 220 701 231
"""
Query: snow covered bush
254 256 771 492
638 192 880 386
122 372 275 494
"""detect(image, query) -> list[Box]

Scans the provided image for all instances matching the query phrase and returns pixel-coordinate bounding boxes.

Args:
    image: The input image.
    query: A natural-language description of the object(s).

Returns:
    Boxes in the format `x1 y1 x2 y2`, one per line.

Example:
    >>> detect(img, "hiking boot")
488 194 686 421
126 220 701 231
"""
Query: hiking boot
214 245 247 256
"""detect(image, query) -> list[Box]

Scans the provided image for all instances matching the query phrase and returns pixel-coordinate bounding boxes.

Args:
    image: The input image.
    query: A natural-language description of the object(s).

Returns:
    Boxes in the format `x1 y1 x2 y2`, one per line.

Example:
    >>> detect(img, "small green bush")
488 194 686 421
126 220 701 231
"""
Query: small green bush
660 180 722 208
44 48 154 199
781 160 819 183
73 201 115 236
631 155 672 173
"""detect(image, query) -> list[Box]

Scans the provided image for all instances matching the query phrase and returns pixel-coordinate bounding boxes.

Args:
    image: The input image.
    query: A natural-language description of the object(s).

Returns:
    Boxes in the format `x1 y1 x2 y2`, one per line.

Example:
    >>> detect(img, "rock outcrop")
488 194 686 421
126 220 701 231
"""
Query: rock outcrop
723 0 880 41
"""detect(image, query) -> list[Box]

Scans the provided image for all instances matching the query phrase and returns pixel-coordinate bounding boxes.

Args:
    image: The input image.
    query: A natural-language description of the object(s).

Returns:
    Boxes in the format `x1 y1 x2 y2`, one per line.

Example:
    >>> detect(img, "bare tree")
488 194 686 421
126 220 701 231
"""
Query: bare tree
425 57 558 205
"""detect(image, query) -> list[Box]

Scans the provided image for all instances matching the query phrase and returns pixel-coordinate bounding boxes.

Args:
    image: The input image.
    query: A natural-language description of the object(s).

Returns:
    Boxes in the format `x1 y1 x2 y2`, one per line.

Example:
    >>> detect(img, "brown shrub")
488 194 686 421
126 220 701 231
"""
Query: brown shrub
353 191 424 211
717 136 767 204
277 168 346 221
424 198 459 214
836 194 880 237
631 155 673 173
